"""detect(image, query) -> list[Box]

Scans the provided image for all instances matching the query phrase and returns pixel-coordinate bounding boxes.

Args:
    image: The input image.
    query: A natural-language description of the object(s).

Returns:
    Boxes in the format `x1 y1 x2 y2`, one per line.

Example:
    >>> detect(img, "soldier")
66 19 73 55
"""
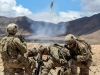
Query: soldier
48 43 71 75
38 45 54 75
64 34 92 75
0 23 34 75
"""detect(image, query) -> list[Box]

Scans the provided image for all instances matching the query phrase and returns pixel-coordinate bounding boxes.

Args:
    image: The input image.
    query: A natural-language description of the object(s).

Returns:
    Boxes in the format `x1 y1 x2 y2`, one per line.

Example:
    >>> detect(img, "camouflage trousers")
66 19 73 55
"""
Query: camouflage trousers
51 60 71 75
2 57 35 75
38 55 54 75
70 59 92 75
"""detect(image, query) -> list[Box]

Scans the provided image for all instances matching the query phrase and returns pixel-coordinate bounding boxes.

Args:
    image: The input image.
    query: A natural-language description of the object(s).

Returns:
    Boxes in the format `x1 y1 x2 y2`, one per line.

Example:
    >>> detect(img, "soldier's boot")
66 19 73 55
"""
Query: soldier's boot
41 68 50 75
79 68 89 75
4 68 15 75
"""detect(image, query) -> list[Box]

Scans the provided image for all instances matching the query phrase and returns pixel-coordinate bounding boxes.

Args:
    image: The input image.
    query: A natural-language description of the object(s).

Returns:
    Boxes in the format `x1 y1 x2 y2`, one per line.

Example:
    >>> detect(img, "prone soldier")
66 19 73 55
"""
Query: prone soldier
27 45 54 75
27 43 72 75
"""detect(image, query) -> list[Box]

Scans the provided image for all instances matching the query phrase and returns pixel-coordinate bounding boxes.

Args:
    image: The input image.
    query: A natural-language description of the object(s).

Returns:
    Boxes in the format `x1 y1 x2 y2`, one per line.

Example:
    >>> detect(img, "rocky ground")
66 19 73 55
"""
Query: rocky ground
0 43 100 75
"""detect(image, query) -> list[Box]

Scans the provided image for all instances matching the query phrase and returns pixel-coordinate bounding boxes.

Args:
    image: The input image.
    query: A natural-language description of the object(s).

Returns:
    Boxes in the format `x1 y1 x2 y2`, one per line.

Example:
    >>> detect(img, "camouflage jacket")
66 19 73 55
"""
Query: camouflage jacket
0 35 27 59
72 40 92 62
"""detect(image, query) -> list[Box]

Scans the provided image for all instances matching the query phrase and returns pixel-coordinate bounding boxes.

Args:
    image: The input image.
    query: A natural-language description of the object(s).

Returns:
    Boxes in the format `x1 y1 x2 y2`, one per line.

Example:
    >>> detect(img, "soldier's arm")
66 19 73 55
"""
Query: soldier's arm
13 38 27 53
77 44 89 62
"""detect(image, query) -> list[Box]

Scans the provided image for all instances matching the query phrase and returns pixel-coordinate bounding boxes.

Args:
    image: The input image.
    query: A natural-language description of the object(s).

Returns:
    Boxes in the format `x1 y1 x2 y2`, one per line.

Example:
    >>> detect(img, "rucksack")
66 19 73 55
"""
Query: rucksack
76 38 93 55
49 43 60 61
49 43 70 61
0 37 13 60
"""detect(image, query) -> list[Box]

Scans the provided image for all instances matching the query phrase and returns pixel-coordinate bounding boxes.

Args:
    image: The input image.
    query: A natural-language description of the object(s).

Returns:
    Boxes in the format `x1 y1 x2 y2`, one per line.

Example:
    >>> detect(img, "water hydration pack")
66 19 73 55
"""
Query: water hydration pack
0 37 13 60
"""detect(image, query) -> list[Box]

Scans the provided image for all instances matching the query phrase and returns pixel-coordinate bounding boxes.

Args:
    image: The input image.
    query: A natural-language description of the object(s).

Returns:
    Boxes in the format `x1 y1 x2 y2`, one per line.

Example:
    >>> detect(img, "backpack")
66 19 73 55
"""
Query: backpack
76 38 93 55
0 37 13 60
49 43 60 61
49 43 70 61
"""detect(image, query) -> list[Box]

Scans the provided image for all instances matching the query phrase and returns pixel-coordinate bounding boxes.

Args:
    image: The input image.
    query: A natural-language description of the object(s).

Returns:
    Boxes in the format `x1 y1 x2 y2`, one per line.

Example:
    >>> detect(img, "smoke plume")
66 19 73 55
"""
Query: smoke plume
27 18 67 37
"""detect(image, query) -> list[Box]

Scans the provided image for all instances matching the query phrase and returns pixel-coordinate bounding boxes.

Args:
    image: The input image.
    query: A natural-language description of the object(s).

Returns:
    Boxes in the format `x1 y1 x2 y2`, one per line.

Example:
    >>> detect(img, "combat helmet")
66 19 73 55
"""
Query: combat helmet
65 34 77 45
7 23 18 34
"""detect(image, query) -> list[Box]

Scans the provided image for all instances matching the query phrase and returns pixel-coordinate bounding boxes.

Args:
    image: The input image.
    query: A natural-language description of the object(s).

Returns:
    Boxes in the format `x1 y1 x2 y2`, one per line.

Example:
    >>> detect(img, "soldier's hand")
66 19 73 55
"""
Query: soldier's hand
18 35 25 43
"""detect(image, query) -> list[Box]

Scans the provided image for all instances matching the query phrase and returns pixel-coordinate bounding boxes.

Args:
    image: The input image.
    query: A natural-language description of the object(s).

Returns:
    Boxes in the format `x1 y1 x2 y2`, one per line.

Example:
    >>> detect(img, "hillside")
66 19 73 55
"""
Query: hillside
0 13 100 44
0 16 31 35
66 13 100 36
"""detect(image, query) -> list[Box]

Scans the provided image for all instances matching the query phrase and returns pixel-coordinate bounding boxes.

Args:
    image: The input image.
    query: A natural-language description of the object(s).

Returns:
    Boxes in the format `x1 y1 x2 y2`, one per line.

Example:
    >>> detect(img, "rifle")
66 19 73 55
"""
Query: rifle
64 44 91 71
34 49 44 75
18 35 25 43
81 62 91 71
18 30 25 43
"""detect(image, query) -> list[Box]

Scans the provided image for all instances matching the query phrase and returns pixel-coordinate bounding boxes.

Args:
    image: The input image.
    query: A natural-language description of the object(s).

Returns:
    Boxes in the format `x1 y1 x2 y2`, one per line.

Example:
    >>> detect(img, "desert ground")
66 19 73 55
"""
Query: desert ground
0 42 100 75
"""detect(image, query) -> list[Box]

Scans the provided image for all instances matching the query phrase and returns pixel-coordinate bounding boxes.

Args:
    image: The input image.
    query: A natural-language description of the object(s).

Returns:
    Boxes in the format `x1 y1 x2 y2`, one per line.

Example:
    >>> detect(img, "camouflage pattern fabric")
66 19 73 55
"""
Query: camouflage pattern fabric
0 35 35 75
49 43 71 75
28 44 71 75
40 55 54 75
70 40 92 75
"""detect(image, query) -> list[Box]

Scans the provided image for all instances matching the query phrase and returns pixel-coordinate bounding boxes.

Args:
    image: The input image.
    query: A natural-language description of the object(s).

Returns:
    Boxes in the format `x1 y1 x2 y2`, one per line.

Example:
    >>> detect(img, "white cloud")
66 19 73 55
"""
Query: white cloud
0 0 15 13
13 5 32 16
81 0 100 13
0 0 32 17
27 11 83 24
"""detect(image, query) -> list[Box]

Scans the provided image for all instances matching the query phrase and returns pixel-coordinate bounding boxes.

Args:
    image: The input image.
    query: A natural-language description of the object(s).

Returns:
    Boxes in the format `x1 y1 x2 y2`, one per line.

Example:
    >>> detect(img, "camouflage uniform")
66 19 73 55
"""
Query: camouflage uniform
40 55 53 75
35 45 54 75
28 44 71 75
48 43 71 75
0 23 34 75
65 34 92 75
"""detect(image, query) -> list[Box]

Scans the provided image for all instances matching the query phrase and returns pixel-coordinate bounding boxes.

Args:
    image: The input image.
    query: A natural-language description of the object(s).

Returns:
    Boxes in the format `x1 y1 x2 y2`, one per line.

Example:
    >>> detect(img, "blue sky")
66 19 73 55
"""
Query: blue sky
16 0 81 13
0 0 100 23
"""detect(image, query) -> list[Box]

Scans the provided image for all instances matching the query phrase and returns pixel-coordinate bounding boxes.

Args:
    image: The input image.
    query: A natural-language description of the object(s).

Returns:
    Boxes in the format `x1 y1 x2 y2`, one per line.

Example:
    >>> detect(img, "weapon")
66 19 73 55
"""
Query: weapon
18 29 25 43
54 43 63 47
81 62 91 71
34 47 44 75
18 35 25 43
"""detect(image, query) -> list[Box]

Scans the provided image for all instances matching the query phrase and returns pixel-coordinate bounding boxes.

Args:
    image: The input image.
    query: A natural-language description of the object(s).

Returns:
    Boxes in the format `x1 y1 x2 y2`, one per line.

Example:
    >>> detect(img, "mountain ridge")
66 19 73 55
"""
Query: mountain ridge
0 13 100 44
